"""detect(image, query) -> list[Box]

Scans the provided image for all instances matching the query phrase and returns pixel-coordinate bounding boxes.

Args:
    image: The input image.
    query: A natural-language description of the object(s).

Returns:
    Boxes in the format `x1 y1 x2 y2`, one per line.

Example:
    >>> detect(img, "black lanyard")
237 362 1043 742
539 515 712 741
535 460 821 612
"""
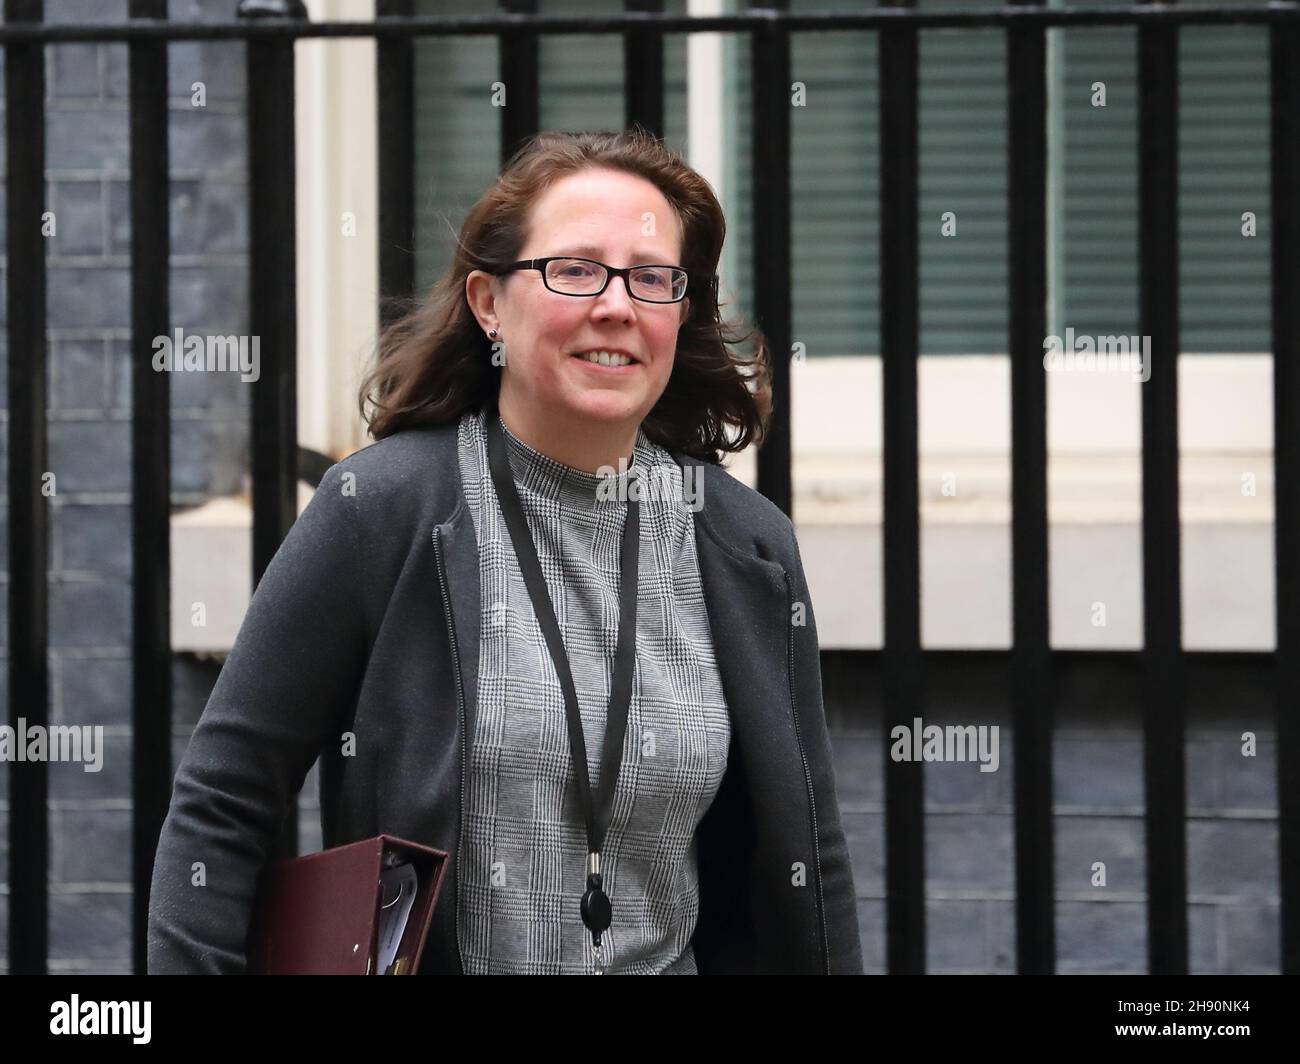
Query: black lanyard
485 406 641 973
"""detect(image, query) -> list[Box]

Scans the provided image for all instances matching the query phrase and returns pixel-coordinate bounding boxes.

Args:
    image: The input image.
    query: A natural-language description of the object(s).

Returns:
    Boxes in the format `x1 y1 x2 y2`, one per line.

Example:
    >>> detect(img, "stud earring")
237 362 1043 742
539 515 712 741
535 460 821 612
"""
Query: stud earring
488 328 501 340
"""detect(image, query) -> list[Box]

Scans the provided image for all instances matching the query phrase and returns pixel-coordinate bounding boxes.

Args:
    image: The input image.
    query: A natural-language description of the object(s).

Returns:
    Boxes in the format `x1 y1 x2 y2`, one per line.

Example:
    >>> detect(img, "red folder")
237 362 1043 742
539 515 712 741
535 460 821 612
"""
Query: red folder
246 834 449 975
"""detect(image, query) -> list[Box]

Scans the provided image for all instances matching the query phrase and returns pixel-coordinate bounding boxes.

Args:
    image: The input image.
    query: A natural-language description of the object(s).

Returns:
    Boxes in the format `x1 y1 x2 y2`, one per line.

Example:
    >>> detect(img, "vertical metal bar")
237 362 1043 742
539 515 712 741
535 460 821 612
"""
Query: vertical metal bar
128 0 173 976
624 0 664 139
878 0 925 974
377 0 416 323
499 0 539 167
3 0 49 977
239 0 308 862
750 2 792 517
1137 14 1188 975
1007 1 1055 974
1270 13 1300 977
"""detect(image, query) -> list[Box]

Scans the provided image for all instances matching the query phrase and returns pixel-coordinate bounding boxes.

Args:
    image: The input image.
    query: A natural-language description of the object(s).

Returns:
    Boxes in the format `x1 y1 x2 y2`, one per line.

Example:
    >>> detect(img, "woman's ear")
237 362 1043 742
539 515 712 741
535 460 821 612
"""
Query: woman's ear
465 269 500 335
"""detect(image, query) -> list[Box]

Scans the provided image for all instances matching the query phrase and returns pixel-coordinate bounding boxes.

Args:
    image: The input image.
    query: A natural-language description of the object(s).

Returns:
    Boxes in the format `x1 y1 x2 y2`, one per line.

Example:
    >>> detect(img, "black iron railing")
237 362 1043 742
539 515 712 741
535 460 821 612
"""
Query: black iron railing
3 1 1297 977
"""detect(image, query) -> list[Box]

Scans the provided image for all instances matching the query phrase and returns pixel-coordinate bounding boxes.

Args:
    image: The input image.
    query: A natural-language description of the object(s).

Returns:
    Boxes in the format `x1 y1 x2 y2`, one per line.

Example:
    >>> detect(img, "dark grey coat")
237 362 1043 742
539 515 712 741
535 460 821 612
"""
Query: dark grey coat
146 417 863 974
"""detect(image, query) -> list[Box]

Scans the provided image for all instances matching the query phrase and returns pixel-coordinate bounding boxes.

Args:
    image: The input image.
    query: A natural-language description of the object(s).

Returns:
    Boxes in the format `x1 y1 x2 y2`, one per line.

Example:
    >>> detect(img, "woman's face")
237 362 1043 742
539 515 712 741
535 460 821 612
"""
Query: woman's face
466 166 691 437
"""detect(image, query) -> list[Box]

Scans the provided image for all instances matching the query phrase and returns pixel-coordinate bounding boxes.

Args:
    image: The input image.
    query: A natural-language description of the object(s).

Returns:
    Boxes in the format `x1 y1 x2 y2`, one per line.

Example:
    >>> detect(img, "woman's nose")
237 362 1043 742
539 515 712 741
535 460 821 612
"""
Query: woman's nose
592 274 637 317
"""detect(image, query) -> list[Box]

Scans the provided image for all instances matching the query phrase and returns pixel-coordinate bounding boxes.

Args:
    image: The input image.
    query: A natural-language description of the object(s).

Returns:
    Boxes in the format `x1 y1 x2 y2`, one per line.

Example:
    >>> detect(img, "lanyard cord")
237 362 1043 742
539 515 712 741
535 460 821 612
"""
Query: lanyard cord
484 406 641 884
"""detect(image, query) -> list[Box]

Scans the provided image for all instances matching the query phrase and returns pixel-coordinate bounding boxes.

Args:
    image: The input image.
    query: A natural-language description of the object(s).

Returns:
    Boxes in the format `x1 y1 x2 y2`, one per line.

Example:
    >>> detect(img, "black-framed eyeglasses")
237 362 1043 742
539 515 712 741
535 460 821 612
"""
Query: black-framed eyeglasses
496 256 710 304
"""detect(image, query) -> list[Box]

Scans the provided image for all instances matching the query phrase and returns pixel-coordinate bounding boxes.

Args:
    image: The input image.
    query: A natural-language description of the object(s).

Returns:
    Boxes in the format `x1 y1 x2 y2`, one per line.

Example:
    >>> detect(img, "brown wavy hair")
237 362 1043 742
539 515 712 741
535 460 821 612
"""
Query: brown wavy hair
356 127 772 462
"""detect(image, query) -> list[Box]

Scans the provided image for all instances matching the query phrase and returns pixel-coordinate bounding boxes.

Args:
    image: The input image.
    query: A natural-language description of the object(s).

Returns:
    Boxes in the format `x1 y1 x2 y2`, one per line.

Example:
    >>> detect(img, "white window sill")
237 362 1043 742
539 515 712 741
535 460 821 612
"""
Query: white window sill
171 482 317 656
173 451 1275 656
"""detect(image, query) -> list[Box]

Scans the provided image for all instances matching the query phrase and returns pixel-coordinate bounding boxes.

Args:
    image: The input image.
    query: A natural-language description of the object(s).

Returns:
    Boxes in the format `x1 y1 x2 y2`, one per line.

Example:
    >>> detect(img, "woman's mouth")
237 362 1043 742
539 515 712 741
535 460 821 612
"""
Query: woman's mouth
571 350 639 371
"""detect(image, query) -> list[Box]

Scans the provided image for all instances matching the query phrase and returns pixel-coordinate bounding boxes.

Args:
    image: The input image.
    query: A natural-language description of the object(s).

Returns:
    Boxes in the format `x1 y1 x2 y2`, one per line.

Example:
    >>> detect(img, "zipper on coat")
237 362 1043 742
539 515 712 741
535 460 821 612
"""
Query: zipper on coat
784 568 831 974
432 525 468 976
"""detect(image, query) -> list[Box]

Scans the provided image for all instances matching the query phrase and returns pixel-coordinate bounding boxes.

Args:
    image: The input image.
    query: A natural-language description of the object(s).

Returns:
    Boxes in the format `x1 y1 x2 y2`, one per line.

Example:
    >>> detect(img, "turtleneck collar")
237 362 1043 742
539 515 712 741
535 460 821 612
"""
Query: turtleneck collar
496 412 648 510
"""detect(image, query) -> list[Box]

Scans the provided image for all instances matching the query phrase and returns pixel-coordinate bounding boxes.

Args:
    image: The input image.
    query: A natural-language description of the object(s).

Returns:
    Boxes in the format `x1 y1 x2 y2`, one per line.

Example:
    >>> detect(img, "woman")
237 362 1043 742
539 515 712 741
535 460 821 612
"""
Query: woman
147 128 862 975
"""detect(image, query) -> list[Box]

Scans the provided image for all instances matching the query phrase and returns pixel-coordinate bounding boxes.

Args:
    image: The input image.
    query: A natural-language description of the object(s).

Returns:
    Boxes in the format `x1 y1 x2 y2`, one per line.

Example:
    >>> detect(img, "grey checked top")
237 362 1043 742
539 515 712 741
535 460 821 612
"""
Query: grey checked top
454 406 732 974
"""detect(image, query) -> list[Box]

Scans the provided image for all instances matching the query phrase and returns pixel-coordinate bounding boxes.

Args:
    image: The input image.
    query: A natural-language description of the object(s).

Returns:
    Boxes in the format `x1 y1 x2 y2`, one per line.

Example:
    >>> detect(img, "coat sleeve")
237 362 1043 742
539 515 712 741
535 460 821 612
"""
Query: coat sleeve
147 460 369 973
783 517 864 975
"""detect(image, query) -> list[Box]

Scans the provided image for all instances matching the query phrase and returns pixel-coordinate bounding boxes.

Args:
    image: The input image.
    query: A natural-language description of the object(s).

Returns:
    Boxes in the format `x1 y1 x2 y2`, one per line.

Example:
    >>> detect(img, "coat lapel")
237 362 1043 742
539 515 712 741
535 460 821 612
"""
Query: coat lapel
439 495 482 747
674 453 826 972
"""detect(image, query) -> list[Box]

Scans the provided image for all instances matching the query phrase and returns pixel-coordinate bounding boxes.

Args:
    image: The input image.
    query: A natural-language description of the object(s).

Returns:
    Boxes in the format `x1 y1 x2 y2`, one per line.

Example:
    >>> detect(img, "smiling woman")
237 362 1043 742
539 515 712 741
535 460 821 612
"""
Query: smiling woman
148 129 863 976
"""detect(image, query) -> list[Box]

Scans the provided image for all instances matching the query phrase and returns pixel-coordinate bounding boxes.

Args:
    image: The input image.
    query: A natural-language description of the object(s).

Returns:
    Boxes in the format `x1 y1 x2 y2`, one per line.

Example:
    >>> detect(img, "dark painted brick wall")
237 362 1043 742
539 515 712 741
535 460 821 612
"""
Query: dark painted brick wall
0 0 269 974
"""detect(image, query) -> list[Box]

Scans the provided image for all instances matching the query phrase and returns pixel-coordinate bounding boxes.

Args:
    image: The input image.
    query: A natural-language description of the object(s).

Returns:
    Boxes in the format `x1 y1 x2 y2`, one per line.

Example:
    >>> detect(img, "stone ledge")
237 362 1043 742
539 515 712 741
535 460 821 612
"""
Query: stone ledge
172 468 1277 653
